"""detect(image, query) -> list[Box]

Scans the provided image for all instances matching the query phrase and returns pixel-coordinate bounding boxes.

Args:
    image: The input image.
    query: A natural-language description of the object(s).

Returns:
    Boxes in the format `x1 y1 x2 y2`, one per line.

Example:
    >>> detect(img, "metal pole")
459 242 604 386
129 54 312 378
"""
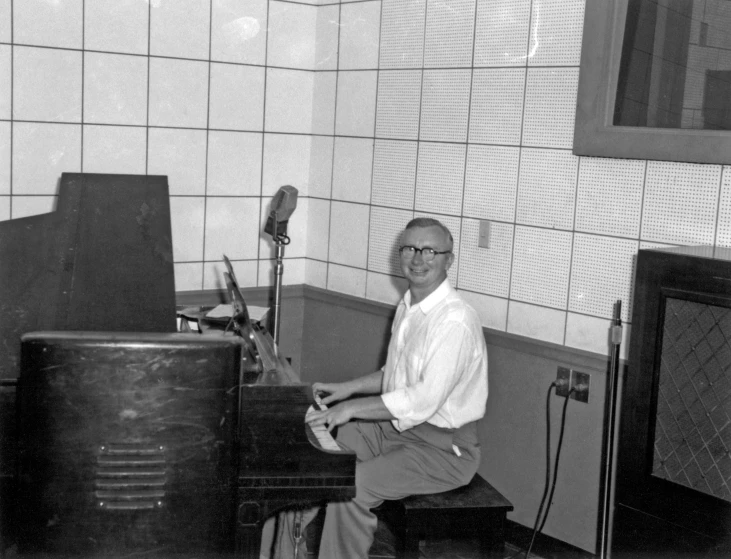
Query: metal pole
272 241 285 346
599 300 623 559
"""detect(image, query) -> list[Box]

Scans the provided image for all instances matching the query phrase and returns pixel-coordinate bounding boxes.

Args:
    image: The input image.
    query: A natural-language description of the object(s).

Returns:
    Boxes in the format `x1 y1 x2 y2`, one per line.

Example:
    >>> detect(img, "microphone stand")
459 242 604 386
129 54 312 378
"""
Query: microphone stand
272 235 286 346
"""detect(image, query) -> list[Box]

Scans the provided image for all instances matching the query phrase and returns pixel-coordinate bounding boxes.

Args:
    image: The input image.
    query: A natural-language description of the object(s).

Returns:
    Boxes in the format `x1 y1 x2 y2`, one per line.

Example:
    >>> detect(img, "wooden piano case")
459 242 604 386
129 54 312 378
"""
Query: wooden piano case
15 331 242 557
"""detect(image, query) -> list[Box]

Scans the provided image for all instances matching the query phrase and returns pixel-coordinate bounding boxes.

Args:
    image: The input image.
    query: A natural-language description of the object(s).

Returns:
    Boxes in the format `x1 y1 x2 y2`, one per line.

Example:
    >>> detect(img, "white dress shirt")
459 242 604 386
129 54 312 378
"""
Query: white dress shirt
380 280 488 432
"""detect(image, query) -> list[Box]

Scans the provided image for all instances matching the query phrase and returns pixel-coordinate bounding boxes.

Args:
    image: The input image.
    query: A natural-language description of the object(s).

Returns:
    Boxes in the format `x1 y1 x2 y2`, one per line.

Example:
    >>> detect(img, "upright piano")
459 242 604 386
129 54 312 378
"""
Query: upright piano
0 173 355 558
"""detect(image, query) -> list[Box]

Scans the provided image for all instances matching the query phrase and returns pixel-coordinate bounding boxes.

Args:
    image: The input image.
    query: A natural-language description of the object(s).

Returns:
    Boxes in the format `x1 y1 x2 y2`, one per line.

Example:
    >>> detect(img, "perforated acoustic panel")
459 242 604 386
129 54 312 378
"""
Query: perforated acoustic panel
463 145 519 222
372 139 417 209
522 68 579 149
526 0 584 67
568 233 637 322
375 70 422 140
368 206 414 276
458 218 513 298
516 148 577 230
424 0 475 68
473 0 530 67
653 297 731 503
641 161 721 245
576 157 645 238
419 69 471 143
714 168 731 247
468 69 525 146
379 0 425 69
511 225 571 309
415 142 466 217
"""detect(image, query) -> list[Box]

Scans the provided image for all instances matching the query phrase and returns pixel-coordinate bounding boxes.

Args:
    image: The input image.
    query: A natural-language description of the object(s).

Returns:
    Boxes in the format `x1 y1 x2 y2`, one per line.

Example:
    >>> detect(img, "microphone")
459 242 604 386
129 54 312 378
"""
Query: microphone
264 185 298 242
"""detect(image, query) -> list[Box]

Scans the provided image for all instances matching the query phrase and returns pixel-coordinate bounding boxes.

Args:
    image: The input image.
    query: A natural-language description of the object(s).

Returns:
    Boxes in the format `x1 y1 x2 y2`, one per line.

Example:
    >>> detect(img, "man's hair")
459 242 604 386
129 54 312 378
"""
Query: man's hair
404 217 453 249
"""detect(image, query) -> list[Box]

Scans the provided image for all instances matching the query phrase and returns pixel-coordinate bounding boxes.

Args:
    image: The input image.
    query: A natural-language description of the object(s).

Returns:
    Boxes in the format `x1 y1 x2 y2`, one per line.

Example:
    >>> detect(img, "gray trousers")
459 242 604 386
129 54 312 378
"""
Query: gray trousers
261 419 480 559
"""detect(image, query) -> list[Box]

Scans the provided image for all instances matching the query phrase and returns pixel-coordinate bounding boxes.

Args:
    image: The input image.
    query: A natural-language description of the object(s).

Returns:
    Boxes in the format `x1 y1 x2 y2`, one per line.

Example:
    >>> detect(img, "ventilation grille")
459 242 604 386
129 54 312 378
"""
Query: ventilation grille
95 443 167 511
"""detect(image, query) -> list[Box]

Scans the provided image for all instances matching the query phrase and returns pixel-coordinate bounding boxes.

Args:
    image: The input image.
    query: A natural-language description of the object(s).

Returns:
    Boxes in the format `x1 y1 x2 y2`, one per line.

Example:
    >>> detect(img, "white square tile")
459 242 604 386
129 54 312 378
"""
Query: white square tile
420 70 470 143
10 196 57 219
307 198 330 261
527 0 584 67
522 68 579 149
85 0 148 54
371 140 417 210
463 145 519 221
511 225 572 310
262 133 311 197
207 131 262 196
576 157 645 238
459 290 508 332
516 148 578 230
366 271 407 306
13 0 82 48
169 196 205 262
424 0 475 67
375 70 422 140
565 313 618 357
150 0 211 60
312 72 337 135
327 263 367 298
211 0 267 66
306 259 328 289
174 262 204 292
415 142 465 217
507 301 566 345
314 5 340 70
457 219 513 298
339 1 381 70
13 47 82 123
268 1 317 69
205 196 261 260
259 196 308 260
147 128 207 195
0 46 9 120
368 206 413 276
336 71 377 137
379 0 425 69
309 135 333 199
265 69 314 134
474 0 530 67
716 168 731 247
329 201 369 268
0 0 10 43
84 53 147 125
82 125 147 175
259 257 305 286
469 69 525 146
12 123 81 195
204 259 258 290
332 137 373 204
148 58 209 128
0 122 8 194
209 63 265 131
0 196 8 220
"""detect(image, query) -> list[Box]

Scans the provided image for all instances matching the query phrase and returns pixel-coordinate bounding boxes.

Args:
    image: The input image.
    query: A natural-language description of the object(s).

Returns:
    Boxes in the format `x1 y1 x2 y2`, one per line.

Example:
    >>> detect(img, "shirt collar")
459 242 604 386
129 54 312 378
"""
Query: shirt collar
404 279 452 314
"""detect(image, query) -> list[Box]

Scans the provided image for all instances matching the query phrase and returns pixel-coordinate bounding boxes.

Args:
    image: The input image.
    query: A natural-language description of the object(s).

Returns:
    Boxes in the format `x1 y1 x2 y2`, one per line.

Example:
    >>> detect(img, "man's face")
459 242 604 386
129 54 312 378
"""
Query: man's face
399 225 454 298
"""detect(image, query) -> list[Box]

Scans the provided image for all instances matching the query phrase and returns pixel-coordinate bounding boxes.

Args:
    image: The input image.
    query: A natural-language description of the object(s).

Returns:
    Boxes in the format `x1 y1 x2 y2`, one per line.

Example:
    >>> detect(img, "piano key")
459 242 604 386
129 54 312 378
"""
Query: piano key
305 405 346 453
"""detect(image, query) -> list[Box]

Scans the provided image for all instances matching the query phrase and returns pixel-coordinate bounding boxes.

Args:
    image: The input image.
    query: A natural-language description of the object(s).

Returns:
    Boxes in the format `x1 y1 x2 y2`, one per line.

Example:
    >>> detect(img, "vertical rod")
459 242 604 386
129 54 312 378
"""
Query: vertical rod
272 242 285 346
600 300 623 559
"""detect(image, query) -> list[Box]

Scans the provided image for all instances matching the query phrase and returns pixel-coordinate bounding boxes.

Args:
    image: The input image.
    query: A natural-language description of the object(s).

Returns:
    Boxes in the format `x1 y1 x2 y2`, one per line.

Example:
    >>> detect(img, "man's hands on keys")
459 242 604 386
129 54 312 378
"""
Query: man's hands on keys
305 382 356 433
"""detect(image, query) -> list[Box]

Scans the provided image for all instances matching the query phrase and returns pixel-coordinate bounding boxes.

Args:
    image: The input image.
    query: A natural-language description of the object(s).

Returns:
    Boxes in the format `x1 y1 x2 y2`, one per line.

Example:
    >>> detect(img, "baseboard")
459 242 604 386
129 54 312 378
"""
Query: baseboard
504 519 595 558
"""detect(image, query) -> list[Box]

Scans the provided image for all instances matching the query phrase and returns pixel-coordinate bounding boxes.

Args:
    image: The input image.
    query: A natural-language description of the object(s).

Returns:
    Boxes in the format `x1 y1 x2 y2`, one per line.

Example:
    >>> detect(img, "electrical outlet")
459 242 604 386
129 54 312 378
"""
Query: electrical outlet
570 370 590 403
555 366 571 397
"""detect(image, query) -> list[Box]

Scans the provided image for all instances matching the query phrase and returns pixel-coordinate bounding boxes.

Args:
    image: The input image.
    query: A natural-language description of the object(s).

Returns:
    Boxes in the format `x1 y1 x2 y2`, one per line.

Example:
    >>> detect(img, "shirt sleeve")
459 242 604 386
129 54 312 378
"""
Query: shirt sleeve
380 318 476 430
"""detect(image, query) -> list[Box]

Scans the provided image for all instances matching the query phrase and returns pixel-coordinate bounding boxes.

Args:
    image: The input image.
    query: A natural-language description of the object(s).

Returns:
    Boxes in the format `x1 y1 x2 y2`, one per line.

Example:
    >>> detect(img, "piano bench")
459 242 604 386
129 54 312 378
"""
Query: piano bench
375 473 514 559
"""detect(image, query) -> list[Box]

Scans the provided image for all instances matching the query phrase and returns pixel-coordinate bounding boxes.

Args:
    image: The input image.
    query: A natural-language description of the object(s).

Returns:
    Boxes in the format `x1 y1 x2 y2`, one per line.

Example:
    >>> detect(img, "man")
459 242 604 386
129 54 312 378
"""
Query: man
262 217 488 558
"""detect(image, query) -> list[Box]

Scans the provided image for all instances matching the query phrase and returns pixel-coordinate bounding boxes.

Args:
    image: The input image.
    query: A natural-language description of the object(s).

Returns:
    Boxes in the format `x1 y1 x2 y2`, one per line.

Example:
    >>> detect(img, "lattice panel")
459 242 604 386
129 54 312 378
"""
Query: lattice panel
568 234 637 322
419 69 471 143
510 225 571 309
372 139 417 209
715 168 731 247
368 206 414 275
463 144 519 222
576 157 645 238
375 70 422 140
457 218 513 298
424 0 475 68
468 68 525 146
526 0 584 67
415 142 466 217
522 68 579 149
516 148 577 230
474 0 530 67
379 0 425 69
653 298 731 503
641 161 721 245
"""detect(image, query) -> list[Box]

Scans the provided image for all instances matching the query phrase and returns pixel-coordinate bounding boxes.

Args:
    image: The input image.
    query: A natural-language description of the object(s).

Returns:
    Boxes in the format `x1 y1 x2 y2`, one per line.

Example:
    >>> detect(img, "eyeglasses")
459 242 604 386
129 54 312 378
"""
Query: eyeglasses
399 245 451 262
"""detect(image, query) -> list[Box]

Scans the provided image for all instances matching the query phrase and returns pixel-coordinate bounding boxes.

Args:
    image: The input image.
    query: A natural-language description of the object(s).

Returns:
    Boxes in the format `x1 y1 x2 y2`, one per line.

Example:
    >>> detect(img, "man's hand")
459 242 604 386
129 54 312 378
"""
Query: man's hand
312 381 355 406
305 402 353 432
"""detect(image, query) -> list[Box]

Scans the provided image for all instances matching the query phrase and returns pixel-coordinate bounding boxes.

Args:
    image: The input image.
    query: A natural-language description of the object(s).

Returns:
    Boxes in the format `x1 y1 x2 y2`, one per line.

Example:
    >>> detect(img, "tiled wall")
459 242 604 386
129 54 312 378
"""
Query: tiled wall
2 0 731 361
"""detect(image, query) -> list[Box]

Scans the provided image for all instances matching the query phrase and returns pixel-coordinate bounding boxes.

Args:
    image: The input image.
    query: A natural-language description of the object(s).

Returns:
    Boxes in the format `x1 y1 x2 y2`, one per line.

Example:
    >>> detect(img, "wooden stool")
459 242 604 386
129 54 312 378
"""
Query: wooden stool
376 473 514 559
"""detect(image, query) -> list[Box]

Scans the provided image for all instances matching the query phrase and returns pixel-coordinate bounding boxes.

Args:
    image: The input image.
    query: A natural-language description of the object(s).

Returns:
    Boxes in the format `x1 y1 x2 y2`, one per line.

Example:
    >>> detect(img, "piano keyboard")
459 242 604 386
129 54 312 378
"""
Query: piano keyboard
305 400 347 454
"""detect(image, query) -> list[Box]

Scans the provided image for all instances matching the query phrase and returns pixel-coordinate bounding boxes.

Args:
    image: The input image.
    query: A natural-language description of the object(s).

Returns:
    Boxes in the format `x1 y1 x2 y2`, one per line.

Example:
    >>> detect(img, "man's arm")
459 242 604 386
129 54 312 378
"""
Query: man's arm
312 369 384 405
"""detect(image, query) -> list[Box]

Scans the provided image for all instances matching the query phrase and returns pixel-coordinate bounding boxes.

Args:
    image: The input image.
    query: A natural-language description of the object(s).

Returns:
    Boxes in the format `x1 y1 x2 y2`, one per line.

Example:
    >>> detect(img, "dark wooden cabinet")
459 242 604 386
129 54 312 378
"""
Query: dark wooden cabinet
613 246 731 556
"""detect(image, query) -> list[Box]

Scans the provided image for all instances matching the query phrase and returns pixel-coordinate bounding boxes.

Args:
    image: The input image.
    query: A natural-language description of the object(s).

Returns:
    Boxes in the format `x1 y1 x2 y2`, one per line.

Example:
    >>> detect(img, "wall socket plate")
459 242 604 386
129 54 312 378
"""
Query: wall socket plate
570 371 590 403
555 366 571 397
